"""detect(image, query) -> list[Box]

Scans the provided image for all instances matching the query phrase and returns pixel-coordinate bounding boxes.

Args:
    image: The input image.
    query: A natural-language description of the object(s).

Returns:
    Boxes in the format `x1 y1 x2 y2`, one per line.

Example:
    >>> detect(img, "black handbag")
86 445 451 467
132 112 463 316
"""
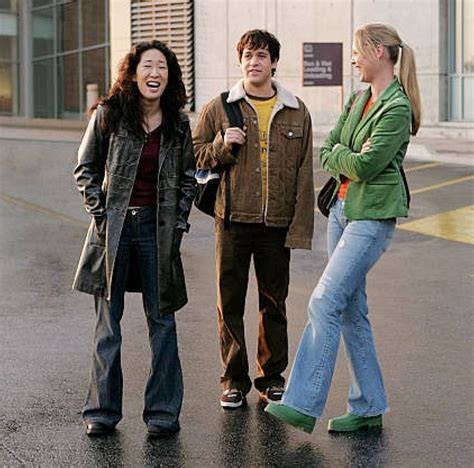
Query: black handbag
194 91 243 224
317 167 410 218
317 177 337 218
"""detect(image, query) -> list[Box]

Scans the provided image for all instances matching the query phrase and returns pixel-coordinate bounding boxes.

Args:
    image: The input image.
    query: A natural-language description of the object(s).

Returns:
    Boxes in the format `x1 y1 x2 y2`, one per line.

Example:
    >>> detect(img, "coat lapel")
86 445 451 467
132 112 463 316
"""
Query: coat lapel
350 79 402 146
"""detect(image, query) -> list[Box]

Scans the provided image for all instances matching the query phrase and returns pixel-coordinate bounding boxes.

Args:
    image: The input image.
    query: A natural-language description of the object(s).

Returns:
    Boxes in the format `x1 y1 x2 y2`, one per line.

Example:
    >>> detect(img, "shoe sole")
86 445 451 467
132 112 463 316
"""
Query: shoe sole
259 395 282 405
265 404 315 434
328 421 382 432
148 430 179 439
86 427 114 436
220 398 246 409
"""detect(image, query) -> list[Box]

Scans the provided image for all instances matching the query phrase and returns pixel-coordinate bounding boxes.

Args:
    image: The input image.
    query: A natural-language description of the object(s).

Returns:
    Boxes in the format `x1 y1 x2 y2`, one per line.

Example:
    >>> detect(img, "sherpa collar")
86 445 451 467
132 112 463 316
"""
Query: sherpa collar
227 79 299 109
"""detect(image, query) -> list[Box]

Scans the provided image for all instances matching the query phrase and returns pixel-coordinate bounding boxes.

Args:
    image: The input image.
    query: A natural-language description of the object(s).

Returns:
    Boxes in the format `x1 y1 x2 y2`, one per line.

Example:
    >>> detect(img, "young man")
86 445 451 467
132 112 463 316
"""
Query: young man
193 29 314 408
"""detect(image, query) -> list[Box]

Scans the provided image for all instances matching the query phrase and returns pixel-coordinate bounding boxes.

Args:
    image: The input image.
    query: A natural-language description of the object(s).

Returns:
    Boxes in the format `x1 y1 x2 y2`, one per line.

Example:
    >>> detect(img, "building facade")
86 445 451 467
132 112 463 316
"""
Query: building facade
1 0 472 129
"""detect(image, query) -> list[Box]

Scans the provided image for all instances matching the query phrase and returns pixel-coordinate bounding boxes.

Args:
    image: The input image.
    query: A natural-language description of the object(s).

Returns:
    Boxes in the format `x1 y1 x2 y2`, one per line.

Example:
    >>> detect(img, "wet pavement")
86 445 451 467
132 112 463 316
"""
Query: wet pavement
0 133 473 467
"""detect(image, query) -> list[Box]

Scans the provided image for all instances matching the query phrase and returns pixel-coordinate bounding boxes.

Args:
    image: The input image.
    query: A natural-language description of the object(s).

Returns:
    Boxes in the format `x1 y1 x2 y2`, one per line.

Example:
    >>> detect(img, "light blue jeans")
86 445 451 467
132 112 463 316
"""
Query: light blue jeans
283 199 395 418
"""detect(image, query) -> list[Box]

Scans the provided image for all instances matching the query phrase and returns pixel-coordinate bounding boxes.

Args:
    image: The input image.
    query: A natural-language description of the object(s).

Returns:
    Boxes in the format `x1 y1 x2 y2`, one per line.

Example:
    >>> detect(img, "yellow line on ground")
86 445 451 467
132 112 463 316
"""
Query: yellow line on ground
411 175 474 195
398 205 474 245
0 191 88 228
404 162 442 172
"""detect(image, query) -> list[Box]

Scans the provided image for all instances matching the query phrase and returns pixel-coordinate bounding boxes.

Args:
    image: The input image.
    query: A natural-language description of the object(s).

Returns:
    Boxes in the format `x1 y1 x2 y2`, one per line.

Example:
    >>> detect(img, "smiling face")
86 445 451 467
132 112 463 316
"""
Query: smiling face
240 46 277 89
133 48 169 102
351 41 384 83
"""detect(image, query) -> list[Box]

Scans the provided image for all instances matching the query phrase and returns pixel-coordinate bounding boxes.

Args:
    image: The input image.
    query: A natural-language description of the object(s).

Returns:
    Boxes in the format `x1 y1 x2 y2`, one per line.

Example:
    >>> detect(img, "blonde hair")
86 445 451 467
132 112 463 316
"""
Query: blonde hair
354 23 421 135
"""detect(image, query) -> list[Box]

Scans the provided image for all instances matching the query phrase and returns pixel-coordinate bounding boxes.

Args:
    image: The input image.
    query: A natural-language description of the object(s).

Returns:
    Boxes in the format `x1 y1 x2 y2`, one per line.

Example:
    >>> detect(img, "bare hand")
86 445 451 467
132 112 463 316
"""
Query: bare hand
224 126 246 150
361 138 372 154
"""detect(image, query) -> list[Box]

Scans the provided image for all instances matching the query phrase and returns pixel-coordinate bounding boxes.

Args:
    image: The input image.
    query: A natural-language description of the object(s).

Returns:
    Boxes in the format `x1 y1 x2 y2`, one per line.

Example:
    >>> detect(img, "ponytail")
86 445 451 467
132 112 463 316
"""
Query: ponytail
399 43 421 135
355 23 422 135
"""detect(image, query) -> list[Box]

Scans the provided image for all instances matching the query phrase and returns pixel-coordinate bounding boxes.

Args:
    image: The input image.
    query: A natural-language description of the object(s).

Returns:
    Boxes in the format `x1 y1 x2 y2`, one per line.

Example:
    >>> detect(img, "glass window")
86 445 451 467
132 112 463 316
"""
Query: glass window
32 0 52 8
82 47 107 109
0 1 18 115
448 0 473 121
464 0 474 73
58 52 79 118
0 62 14 113
463 77 473 120
33 7 54 58
57 0 79 53
0 0 18 11
31 0 110 119
0 36 17 60
34 58 55 117
82 0 107 47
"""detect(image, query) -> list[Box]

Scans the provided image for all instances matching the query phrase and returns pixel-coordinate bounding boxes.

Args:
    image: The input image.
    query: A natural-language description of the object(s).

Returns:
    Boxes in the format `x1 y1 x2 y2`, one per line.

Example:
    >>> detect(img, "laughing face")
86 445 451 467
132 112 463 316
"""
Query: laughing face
133 48 169 102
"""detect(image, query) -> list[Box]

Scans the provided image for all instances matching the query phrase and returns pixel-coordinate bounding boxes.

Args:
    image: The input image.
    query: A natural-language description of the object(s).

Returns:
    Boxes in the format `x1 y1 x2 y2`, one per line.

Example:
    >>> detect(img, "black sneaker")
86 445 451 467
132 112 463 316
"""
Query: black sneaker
220 389 245 408
147 424 179 439
259 385 284 404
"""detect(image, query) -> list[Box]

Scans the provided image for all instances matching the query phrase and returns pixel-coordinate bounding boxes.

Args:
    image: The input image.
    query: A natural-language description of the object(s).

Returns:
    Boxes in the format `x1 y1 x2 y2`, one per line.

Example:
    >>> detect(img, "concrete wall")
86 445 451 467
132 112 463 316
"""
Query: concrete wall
109 0 132 83
194 0 446 127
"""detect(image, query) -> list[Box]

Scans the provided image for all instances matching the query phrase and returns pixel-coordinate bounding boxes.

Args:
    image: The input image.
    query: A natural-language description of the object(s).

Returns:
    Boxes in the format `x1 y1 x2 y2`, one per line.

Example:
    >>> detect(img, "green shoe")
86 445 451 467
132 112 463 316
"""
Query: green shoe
327 413 382 432
264 403 316 434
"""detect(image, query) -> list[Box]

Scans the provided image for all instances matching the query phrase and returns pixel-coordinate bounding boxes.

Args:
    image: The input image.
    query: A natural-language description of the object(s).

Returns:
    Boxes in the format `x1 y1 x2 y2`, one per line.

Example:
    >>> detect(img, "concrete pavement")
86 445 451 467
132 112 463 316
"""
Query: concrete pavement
0 125 473 467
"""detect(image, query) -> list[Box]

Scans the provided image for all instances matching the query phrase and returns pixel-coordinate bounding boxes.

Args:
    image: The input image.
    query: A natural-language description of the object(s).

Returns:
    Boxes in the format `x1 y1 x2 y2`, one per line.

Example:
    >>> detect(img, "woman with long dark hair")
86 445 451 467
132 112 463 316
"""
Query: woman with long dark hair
266 23 421 434
73 40 196 438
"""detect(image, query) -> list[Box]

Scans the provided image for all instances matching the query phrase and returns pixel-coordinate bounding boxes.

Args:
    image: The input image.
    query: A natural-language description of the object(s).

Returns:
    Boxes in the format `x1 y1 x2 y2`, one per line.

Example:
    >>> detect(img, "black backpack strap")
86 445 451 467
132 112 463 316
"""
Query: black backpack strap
219 91 244 228
220 91 244 156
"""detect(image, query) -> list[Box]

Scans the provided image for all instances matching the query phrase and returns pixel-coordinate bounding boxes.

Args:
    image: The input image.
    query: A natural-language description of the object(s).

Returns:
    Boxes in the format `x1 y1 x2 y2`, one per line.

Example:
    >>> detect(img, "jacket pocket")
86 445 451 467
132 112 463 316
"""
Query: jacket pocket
279 125 304 175
279 125 304 140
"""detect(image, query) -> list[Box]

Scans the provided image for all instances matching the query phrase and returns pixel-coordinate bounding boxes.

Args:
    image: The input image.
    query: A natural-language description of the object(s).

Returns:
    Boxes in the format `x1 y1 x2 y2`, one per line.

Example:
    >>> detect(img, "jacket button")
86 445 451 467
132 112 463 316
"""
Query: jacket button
256 168 260 173
159 220 165 227
253 119 257 125
288 131 294 137
254 143 258 148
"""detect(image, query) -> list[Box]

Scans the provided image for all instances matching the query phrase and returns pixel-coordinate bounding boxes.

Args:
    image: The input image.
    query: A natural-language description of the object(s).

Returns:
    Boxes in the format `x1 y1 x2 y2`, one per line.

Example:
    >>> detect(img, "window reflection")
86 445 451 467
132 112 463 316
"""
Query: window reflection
31 0 109 118
57 0 79 53
0 0 18 114
58 53 80 118
32 7 54 58
33 58 55 118
449 0 473 121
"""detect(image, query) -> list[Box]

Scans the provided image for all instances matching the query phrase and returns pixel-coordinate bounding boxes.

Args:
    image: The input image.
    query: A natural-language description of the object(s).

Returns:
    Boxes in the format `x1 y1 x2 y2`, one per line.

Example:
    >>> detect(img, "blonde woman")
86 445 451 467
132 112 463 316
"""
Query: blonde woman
265 23 421 433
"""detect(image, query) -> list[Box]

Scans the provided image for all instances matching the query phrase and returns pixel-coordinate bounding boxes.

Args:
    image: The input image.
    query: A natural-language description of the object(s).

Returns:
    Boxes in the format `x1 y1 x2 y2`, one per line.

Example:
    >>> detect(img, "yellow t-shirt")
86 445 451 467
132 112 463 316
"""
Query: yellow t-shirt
249 94 277 206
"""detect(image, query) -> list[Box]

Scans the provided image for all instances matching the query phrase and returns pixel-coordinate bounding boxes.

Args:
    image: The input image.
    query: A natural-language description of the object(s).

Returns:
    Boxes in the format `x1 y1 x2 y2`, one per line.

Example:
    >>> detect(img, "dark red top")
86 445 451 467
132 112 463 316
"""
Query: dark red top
129 126 161 206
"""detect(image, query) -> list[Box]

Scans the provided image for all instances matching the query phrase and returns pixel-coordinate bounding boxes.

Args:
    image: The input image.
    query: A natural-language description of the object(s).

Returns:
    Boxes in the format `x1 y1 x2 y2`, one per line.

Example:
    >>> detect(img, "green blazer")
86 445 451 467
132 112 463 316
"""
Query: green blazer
320 78 411 220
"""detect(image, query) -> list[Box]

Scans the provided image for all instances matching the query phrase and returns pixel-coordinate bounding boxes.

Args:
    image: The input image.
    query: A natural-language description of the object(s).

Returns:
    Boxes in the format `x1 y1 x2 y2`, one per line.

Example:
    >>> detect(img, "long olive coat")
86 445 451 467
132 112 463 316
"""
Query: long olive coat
72 105 196 315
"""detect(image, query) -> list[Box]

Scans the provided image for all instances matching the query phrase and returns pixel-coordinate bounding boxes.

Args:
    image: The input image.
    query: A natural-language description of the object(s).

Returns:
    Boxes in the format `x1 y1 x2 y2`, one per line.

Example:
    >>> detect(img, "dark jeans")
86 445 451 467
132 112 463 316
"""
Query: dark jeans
215 218 290 395
83 207 183 431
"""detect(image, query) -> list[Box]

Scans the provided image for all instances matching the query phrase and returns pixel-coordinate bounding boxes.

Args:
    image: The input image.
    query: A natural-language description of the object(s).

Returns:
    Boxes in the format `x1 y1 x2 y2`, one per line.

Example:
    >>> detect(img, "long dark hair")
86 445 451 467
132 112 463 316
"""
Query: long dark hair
93 40 187 138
